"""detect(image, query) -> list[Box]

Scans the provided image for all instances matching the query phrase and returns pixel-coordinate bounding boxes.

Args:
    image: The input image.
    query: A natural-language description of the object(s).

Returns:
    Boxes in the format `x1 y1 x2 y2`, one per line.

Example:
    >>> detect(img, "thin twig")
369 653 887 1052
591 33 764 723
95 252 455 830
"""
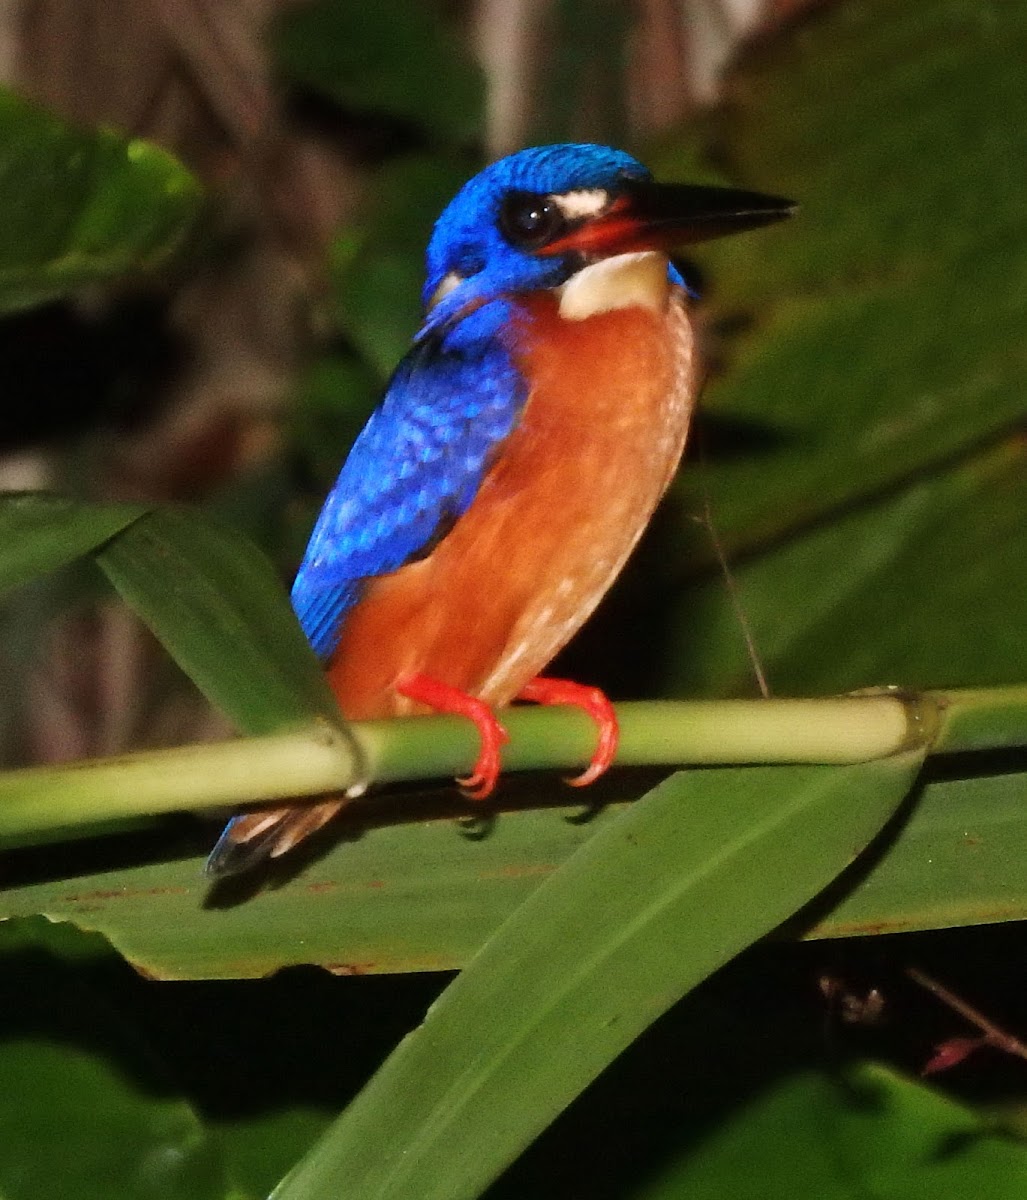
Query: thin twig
907 966 1027 1063
694 435 771 698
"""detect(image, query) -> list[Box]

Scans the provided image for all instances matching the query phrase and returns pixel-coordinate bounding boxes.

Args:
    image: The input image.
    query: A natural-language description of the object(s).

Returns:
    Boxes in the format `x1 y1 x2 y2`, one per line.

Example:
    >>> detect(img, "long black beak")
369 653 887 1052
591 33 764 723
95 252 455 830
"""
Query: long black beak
541 181 796 257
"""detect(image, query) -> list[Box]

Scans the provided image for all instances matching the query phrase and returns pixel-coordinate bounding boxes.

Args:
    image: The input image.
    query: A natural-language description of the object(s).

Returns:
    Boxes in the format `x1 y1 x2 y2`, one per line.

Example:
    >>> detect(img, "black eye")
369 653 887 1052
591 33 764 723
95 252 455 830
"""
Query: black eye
498 191 566 250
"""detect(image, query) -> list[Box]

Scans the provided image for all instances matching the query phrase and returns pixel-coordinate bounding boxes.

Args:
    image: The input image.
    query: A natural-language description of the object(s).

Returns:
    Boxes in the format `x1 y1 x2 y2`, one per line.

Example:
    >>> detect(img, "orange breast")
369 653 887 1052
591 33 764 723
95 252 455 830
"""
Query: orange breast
326 286 697 719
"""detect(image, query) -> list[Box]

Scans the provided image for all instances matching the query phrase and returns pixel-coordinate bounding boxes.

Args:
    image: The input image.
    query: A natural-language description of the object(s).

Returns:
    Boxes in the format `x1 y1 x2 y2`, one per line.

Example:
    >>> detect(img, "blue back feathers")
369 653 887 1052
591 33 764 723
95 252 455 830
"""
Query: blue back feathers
291 144 652 660
292 299 525 658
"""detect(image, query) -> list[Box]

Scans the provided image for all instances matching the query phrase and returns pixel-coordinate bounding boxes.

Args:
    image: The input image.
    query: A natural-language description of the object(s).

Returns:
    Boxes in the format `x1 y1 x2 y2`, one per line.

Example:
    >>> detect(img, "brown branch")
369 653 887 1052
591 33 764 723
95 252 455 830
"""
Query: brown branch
907 966 1027 1068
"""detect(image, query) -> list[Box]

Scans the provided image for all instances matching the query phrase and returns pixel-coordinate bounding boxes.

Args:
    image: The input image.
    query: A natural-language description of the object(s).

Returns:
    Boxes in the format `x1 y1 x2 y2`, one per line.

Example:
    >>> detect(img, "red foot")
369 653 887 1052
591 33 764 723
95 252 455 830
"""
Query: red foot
396 673 509 801
516 676 619 787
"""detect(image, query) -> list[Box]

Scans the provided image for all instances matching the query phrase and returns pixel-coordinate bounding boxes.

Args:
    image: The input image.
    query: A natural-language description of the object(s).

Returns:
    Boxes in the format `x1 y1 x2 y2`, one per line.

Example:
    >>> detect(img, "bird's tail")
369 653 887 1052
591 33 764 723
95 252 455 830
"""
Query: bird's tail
204 799 345 877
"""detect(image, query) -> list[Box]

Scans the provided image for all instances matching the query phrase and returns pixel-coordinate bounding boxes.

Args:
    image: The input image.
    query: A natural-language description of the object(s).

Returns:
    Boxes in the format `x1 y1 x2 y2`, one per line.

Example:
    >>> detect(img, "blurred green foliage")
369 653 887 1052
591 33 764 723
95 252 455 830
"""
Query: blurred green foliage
329 155 473 379
651 0 1027 698
276 0 483 141
0 88 202 314
637 1063 1027 1200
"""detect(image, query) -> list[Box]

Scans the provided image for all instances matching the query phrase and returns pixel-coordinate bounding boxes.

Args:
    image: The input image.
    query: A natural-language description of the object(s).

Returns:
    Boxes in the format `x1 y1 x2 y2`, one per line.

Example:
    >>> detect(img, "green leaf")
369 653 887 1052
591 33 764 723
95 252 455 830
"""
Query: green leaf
0 493 146 597
1 793 627 979
669 442 1027 696
653 0 1027 546
809 766 1027 939
271 752 923 1200
0 88 203 313
215 1110 332 1200
639 1063 1027 1200
94 507 345 737
0 927 229 1200
0 1044 228 1200
684 2 1027 303
275 1 482 140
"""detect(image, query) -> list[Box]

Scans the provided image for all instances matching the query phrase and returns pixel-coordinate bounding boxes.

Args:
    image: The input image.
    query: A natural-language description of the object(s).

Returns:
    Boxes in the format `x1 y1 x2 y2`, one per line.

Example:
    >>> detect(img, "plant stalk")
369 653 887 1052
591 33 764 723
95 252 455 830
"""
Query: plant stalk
0 686 1023 843
0 693 926 839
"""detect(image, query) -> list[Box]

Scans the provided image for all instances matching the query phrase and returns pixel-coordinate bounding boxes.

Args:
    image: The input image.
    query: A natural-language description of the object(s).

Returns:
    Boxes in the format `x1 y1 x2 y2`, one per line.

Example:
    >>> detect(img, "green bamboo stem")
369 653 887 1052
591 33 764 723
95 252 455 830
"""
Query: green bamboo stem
356 694 922 780
0 719 359 838
0 693 907 838
0 686 1021 843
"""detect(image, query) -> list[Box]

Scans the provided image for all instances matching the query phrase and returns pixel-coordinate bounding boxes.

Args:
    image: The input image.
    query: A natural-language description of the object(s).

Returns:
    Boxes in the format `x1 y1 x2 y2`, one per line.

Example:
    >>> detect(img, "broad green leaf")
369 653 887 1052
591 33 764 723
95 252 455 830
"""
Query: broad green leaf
1 793 627 979
676 264 1027 545
682 2 1027 302
669 442 1027 696
811 767 1027 939
275 1 482 140
0 1044 228 1200
0 914 115 962
639 1063 1027 1200
215 1111 333 1200
94 507 347 738
0 926 228 1200
654 0 1027 544
271 752 923 1200
0 493 146 596
0 88 202 313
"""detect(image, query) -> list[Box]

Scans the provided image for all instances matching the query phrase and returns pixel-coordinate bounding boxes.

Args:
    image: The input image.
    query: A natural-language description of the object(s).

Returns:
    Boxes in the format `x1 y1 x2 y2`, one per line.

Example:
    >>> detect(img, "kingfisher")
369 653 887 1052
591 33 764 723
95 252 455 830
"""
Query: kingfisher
207 143 793 874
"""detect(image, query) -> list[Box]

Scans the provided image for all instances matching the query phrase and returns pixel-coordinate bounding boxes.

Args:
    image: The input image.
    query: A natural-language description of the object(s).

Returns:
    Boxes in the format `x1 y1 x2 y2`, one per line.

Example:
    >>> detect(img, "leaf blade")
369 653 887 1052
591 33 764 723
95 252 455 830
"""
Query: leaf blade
0 88 202 313
272 751 924 1199
94 507 346 738
0 493 146 597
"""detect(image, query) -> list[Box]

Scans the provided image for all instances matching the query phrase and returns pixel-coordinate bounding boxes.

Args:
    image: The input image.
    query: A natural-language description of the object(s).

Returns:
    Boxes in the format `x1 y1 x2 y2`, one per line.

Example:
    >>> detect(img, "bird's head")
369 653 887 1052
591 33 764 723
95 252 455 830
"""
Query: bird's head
421 143 794 332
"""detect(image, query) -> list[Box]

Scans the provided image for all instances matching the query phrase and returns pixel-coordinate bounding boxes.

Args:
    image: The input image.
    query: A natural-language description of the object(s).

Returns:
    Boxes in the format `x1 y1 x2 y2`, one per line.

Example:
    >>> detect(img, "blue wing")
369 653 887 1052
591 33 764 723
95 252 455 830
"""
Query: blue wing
292 298 528 660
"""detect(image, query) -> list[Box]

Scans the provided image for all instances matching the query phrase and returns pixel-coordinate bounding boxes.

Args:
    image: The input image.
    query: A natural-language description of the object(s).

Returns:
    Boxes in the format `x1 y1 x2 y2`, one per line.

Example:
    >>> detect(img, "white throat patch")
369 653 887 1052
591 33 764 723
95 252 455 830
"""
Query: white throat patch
557 251 670 321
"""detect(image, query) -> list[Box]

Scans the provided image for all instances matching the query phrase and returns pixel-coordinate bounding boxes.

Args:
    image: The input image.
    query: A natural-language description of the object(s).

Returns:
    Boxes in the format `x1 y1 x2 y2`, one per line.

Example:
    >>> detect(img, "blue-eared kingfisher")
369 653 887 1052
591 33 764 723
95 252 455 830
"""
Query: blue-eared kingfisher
207 143 793 874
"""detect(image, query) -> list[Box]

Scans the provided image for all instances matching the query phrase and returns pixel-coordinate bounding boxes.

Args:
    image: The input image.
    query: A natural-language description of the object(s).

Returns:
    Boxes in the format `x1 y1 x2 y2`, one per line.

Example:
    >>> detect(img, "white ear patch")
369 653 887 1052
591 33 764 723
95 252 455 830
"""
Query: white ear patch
552 188 609 220
427 270 462 311
558 251 670 320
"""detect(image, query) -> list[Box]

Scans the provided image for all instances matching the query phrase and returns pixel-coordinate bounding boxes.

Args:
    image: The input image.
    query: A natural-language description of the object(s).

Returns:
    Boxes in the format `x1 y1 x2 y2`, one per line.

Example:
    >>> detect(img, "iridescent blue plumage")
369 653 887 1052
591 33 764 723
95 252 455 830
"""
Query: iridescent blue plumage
292 144 656 661
420 144 651 330
292 298 526 659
